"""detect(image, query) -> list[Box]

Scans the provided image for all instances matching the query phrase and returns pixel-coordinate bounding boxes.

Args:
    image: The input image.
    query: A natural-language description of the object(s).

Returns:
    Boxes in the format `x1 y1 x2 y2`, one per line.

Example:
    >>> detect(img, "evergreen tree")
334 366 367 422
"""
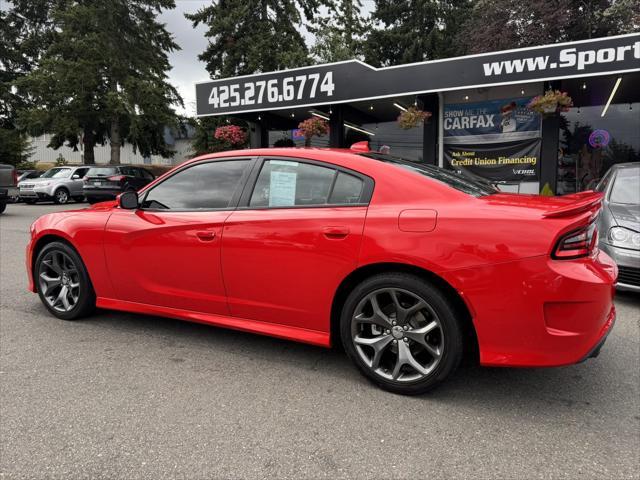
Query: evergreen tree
457 0 639 54
186 0 323 78
0 0 59 166
311 0 368 62
364 0 470 67
19 0 183 164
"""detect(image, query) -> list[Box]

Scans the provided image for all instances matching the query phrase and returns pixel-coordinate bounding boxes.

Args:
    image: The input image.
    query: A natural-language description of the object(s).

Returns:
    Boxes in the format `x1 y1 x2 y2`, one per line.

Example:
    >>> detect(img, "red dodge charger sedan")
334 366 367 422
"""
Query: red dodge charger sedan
26 147 617 394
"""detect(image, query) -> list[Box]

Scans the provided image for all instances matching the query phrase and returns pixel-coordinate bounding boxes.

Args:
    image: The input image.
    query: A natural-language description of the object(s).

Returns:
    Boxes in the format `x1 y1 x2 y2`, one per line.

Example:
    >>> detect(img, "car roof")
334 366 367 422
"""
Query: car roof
610 162 640 171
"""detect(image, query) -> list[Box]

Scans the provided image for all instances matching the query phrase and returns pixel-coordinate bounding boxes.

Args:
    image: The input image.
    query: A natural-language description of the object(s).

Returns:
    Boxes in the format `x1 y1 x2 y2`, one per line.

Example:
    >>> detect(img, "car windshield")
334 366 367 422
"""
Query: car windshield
610 167 640 205
360 152 497 197
41 168 72 179
87 167 118 177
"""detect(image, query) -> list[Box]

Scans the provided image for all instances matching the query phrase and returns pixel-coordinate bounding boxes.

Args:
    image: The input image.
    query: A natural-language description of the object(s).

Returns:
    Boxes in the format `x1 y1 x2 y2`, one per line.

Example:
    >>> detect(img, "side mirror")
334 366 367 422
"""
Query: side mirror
118 190 139 210
72 174 80 179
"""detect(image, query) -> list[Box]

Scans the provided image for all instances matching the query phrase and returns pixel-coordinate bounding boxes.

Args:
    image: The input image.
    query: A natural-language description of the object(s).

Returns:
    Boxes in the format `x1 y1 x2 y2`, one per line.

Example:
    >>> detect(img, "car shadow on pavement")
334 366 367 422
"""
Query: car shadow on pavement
75 304 633 415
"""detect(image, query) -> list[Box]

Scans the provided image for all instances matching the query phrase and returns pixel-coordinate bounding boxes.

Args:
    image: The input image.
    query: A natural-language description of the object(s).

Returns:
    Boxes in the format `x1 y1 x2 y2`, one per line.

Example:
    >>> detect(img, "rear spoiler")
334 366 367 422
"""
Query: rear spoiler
542 191 603 218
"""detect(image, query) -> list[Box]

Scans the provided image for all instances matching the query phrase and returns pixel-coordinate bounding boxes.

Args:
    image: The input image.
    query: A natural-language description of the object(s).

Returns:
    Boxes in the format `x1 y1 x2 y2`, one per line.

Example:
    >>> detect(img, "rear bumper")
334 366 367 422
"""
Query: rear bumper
443 250 617 367
0 187 18 200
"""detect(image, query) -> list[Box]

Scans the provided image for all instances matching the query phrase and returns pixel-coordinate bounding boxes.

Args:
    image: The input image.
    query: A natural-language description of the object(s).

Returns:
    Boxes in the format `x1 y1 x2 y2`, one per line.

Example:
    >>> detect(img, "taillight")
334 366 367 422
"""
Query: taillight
12 170 18 186
552 221 598 259
108 175 125 182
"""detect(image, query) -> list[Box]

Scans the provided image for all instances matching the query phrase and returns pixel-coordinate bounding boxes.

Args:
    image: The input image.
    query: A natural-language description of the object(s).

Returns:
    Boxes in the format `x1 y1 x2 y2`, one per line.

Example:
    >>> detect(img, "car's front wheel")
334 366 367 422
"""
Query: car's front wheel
340 273 464 395
35 241 96 320
53 188 70 204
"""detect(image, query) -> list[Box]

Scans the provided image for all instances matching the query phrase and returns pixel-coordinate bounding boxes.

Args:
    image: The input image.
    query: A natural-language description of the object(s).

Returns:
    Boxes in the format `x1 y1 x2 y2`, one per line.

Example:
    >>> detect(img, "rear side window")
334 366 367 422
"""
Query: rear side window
250 160 335 207
329 172 364 204
87 167 117 177
142 160 249 210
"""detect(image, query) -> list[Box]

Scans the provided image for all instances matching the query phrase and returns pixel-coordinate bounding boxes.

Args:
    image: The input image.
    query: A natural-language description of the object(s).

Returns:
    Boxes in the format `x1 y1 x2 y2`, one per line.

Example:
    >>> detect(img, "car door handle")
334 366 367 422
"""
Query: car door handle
322 226 350 239
196 231 216 241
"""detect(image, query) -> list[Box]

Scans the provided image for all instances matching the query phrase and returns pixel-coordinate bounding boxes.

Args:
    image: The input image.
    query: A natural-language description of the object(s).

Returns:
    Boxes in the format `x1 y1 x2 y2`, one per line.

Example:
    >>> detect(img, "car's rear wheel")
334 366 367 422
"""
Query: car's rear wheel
35 241 96 320
340 273 463 395
53 188 69 204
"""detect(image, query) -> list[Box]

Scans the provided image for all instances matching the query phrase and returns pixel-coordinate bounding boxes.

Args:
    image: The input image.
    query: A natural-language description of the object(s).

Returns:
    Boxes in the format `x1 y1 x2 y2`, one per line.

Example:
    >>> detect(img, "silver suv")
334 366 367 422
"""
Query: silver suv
18 166 91 204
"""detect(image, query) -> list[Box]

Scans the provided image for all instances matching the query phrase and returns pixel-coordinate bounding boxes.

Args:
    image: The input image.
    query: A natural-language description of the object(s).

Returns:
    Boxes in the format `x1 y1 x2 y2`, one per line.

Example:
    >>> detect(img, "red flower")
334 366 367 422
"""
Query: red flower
214 125 248 146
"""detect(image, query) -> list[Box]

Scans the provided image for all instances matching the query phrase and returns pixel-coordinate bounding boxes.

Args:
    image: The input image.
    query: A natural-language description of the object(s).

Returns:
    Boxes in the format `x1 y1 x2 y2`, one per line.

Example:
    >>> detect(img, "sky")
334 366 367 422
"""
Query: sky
158 1 211 117
1 0 373 117
161 1 373 117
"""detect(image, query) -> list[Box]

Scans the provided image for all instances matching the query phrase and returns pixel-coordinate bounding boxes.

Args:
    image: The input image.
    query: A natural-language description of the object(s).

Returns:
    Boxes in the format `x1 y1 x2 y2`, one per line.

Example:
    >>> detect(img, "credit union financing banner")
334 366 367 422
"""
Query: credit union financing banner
444 139 541 182
443 97 541 142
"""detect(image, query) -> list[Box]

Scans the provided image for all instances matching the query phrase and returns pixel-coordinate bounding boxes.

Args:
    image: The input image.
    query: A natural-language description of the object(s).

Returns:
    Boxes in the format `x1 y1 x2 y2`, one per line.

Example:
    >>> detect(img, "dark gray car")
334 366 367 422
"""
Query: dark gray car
595 162 640 292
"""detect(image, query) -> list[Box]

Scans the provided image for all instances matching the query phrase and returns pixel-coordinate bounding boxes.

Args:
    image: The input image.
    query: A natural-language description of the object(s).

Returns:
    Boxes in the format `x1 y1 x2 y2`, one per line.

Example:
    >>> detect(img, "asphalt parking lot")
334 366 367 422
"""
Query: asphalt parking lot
1 202 639 479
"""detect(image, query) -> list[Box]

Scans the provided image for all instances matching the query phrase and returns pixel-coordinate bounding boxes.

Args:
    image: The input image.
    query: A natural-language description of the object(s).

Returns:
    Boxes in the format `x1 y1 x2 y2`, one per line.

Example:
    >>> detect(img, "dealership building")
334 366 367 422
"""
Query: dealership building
196 33 640 195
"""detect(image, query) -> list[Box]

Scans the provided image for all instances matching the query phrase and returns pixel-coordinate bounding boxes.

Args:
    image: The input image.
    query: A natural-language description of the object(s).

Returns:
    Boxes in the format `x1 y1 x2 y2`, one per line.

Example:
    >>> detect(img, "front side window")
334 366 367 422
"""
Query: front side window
142 160 249 210
249 160 337 207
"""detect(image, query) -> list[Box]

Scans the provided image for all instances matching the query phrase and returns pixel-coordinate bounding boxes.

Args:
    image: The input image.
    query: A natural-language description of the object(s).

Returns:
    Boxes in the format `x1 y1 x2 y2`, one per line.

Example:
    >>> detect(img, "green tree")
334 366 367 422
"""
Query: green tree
311 0 367 62
19 0 183 165
0 0 59 166
186 0 323 78
364 0 470 67
457 0 639 54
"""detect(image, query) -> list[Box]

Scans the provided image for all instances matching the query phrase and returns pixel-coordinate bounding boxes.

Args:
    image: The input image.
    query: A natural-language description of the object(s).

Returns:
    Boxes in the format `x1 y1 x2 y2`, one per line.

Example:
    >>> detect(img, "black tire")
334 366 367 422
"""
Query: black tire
0 201 6 214
34 241 96 320
340 272 464 395
73 195 85 203
53 187 70 204
24 199 37 205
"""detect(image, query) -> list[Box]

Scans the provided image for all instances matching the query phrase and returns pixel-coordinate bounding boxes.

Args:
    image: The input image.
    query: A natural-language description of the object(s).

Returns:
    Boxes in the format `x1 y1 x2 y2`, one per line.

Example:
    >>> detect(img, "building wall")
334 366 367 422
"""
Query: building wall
27 134 194 166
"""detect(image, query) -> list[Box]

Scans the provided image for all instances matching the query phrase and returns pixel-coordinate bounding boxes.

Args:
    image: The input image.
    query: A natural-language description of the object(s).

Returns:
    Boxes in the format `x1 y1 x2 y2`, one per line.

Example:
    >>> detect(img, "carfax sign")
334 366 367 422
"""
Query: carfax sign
443 97 540 139
196 33 640 116
443 98 542 182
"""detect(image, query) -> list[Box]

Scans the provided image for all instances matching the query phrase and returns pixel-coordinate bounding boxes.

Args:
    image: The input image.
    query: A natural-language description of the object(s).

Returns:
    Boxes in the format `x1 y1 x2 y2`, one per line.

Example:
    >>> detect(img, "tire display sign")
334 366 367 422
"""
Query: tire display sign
444 139 541 181
196 34 640 116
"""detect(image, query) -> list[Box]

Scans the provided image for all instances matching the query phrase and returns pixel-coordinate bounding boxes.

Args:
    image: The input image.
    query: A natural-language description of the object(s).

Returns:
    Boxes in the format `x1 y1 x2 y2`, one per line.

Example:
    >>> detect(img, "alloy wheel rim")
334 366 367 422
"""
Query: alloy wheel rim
56 190 68 203
351 288 444 382
38 250 80 312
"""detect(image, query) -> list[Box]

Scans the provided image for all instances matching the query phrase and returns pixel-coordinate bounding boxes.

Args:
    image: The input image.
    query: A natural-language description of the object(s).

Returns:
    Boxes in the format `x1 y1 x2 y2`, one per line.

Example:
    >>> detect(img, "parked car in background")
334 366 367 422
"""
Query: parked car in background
596 162 640 292
27 147 617 395
10 170 43 202
0 164 18 214
83 165 155 204
19 166 90 204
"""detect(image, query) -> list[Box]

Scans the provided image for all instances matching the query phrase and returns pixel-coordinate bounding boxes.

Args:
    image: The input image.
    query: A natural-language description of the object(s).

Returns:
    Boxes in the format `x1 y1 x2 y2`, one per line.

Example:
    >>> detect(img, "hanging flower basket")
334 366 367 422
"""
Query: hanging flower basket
298 117 330 146
398 106 432 130
527 90 573 116
214 125 248 147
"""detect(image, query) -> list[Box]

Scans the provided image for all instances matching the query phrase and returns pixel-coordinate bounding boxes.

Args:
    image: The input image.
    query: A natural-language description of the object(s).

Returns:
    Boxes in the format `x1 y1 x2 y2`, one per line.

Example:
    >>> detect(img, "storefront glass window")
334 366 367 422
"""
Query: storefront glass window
361 121 423 162
557 75 640 194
